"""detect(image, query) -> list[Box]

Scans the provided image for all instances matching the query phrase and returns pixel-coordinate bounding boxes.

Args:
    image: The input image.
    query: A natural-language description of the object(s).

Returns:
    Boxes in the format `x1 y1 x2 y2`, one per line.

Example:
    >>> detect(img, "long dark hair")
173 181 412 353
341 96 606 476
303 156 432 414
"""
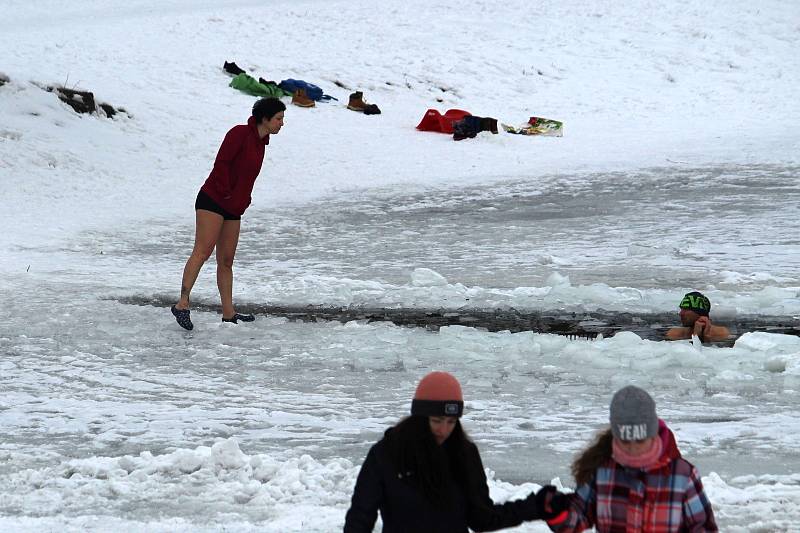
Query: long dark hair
383 415 473 506
571 428 613 486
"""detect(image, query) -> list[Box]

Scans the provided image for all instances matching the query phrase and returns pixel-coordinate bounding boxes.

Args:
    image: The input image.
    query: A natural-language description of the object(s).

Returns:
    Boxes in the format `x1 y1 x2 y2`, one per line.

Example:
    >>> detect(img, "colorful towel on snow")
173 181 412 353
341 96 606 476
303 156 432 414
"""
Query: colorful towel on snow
229 73 291 98
502 116 563 137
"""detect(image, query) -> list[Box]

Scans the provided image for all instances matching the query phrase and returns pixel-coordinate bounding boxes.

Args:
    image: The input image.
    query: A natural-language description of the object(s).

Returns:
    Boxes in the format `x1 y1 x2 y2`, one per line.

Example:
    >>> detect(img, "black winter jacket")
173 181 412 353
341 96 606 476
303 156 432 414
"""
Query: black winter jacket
343 437 540 533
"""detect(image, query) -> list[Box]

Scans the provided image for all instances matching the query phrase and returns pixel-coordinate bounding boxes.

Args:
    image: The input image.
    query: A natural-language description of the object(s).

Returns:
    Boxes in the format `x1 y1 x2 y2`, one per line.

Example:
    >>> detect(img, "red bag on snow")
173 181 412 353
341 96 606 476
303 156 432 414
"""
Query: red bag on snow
416 108 471 134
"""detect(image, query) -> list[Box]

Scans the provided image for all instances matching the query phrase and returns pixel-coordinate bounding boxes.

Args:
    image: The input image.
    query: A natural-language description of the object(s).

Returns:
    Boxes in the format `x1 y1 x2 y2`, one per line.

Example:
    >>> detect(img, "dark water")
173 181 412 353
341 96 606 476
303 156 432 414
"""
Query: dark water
234 163 800 290
71 163 800 295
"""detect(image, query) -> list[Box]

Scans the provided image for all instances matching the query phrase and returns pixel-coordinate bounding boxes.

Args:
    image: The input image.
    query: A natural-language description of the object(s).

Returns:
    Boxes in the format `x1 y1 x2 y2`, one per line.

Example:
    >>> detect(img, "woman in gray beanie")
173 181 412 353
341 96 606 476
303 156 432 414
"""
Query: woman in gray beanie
538 385 717 532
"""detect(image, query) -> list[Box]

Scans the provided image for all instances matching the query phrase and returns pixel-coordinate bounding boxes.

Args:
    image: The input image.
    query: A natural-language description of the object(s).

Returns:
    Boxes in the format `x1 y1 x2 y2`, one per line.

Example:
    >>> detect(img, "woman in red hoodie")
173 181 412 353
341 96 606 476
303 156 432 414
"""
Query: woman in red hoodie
171 97 285 330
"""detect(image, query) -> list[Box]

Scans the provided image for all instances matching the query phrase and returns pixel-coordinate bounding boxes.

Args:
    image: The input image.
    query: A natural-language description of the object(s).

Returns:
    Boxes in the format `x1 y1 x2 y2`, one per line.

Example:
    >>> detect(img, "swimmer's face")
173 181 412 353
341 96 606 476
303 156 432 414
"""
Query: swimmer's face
679 308 699 327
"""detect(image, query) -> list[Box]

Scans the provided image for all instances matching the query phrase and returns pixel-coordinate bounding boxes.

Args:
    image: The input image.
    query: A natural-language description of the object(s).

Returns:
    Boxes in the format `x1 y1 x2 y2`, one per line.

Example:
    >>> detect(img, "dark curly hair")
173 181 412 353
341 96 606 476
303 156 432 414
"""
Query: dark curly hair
252 97 286 123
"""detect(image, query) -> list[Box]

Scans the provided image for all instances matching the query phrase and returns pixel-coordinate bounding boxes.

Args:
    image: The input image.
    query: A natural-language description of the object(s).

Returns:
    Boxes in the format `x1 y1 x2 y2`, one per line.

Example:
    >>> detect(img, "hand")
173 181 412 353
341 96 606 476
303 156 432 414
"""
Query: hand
534 485 569 520
693 316 710 337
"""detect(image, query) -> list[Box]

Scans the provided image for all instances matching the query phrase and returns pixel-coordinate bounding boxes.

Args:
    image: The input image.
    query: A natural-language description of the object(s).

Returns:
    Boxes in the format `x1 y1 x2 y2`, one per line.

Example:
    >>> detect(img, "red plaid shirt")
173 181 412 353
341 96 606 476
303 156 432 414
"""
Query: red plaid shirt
549 422 717 532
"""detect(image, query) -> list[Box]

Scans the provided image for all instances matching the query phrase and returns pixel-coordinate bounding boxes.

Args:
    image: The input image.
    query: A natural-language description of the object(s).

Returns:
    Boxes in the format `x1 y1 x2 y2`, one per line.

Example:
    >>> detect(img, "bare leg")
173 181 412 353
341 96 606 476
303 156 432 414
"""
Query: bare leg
176 209 225 310
215 218 241 319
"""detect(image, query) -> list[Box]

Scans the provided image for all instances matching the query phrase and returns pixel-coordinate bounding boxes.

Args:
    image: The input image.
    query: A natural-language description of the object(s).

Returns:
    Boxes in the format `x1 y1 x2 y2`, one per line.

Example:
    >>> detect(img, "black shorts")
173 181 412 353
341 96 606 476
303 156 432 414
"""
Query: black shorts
195 190 240 221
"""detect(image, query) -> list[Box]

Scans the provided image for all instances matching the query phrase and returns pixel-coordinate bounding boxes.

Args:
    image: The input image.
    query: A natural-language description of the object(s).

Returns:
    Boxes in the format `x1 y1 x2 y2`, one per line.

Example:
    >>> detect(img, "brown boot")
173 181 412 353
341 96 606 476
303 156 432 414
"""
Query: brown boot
292 89 315 108
347 91 367 112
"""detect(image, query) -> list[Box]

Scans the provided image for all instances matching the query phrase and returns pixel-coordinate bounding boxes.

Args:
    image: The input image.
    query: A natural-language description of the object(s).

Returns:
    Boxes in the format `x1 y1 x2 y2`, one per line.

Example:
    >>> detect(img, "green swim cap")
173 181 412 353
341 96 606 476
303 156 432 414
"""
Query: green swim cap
679 291 710 316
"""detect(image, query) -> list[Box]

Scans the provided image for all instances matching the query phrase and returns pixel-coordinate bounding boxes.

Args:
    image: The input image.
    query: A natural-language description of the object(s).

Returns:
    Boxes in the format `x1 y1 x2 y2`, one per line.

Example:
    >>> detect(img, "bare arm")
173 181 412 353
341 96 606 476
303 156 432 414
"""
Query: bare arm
666 327 692 341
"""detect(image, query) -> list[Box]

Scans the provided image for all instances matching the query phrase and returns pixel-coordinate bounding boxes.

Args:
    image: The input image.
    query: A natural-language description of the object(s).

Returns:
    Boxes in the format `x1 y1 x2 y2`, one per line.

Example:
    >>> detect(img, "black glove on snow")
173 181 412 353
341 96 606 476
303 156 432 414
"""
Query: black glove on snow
534 485 569 520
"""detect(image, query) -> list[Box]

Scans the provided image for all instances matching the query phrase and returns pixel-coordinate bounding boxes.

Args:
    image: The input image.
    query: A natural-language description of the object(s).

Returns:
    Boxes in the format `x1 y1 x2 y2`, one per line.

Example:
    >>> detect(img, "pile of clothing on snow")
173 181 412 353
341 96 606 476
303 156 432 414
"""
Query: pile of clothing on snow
224 60 380 114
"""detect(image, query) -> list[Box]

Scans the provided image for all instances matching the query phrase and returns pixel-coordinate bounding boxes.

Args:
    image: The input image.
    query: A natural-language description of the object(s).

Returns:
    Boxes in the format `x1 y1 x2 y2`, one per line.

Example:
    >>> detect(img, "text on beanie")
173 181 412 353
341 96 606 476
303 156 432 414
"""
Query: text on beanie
609 385 658 441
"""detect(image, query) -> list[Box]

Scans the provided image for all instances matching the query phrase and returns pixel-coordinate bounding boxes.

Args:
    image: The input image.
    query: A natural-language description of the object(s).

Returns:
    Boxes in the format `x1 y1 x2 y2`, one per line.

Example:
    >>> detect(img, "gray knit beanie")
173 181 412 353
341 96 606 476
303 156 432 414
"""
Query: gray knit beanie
609 385 658 441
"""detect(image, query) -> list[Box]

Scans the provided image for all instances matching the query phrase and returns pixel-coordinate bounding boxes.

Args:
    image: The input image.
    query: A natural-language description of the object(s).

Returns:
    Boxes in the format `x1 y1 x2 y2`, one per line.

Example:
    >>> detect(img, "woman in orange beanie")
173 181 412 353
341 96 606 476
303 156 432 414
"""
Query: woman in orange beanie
344 371 557 532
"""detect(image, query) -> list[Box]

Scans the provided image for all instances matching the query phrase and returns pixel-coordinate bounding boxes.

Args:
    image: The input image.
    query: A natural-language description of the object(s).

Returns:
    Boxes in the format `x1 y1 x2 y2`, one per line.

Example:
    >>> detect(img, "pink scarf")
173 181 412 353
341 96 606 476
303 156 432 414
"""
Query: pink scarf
612 436 663 469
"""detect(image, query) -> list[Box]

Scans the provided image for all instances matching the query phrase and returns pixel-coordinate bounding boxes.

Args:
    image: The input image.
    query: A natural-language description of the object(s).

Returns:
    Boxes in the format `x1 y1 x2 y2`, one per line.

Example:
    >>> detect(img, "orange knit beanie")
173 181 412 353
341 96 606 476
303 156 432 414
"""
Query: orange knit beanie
410 371 464 417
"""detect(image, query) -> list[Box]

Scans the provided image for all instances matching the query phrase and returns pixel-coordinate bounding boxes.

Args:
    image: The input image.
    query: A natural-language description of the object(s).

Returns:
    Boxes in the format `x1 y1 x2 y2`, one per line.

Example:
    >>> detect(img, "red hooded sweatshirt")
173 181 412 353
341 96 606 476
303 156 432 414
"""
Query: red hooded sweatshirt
199 116 269 216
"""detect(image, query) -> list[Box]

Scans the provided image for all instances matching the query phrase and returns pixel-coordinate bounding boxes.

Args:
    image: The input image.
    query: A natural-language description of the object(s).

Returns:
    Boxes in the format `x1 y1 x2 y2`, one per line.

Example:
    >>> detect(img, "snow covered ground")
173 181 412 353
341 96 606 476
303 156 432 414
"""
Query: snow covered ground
2 0 800 531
